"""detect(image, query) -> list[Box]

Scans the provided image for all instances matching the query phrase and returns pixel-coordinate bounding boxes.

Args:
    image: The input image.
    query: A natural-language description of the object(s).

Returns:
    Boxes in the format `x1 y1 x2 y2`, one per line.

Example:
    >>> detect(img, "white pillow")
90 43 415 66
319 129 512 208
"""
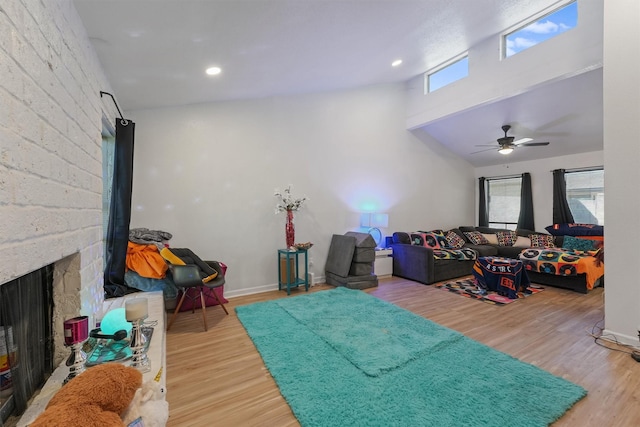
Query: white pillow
513 236 531 248
481 233 498 245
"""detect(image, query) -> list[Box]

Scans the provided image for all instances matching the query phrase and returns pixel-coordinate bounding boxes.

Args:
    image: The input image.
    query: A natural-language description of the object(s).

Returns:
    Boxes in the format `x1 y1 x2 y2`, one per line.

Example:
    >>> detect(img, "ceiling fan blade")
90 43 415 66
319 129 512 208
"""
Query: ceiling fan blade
520 141 550 147
474 144 498 147
513 137 533 145
470 147 497 154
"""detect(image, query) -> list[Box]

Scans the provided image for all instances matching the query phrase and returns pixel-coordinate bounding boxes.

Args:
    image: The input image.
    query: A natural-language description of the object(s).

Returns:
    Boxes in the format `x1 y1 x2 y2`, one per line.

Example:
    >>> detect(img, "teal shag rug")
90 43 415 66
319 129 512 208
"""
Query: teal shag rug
236 287 586 427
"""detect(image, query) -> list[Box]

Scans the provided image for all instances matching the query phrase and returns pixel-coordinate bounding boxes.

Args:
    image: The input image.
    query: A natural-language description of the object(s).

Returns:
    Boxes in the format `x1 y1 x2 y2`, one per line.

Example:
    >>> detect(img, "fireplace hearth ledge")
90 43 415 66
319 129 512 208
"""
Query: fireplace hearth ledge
17 292 167 426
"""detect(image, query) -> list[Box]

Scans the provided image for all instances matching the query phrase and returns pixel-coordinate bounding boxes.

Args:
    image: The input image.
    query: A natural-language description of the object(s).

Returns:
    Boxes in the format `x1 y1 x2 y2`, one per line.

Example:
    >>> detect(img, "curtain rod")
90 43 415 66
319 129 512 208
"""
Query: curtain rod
481 173 523 180
100 91 129 125
550 166 603 173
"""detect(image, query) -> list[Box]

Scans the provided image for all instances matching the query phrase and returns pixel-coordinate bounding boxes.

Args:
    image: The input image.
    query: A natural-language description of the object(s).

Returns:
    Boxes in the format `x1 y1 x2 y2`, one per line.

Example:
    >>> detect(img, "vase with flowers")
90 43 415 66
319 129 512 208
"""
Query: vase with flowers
274 185 308 249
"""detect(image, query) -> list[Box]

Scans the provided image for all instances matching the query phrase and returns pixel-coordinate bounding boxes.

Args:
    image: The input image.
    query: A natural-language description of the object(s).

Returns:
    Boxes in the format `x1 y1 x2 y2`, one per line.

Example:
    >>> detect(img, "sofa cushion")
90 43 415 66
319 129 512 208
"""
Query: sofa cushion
344 232 376 262
513 236 532 248
410 232 446 249
325 234 357 277
392 232 411 245
466 243 499 257
345 231 376 248
458 226 477 233
530 233 556 248
445 230 466 249
481 233 498 245
349 262 374 276
516 228 536 237
463 231 490 245
325 271 378 289
476 226 510 234
496 230 517 247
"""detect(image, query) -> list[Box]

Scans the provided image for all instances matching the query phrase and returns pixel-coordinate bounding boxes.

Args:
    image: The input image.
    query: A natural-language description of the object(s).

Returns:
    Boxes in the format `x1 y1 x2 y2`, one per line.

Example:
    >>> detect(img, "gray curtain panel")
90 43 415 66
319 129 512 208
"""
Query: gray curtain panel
552 169 575 225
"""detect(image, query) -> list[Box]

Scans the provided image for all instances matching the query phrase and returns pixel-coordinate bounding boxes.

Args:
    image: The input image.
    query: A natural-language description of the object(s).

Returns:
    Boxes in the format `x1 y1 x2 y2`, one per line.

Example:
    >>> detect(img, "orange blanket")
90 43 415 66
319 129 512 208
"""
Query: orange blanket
126 242 168 279
519 248 604 290
575 254 604 290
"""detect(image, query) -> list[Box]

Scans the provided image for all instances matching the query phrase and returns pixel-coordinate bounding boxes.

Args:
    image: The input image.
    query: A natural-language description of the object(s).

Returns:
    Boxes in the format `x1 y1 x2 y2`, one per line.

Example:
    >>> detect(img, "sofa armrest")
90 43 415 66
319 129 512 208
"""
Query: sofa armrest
390 243 435 284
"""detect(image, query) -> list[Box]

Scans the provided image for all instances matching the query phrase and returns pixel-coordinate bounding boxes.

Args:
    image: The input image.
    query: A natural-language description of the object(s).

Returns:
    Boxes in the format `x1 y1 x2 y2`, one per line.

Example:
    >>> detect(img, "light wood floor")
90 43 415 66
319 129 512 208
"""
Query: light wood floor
165 277 639 427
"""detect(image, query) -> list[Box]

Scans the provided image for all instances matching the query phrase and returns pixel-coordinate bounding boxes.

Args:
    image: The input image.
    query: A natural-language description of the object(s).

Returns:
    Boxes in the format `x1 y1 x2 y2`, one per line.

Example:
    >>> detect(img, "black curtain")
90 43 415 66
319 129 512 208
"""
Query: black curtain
552 169 575 225
517 172 535 230
478 177 488 226
104 119 135 298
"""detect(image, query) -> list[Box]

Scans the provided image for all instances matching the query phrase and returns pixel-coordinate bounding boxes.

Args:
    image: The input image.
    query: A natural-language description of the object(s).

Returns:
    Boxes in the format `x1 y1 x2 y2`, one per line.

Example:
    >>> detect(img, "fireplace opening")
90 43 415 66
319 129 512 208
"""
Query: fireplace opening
0 265 54 424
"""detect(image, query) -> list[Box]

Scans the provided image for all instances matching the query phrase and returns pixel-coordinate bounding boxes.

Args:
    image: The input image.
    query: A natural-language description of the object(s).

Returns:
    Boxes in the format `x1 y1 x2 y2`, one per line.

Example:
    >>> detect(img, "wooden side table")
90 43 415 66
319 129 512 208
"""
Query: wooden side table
278 249 309 295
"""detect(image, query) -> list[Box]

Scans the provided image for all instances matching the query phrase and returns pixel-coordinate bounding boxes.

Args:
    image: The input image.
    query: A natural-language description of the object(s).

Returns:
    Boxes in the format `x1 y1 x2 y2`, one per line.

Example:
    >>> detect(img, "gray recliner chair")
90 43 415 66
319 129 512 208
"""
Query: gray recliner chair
325 232 378 289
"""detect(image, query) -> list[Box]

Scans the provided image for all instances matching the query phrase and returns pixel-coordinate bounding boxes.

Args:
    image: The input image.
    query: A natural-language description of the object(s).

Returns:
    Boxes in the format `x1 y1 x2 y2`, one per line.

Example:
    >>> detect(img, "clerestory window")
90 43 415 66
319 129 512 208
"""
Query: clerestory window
504 1 577 58
425 54 469 93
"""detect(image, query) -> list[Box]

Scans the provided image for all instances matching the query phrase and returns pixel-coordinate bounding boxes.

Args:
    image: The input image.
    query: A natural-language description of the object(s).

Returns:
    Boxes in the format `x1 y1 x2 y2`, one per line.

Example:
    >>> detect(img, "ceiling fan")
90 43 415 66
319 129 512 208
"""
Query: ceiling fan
472 125 550 155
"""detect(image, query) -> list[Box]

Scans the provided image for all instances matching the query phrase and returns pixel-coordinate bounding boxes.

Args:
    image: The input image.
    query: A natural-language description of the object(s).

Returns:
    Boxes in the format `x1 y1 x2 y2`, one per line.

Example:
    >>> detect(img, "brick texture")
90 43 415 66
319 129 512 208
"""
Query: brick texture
1 0 119 363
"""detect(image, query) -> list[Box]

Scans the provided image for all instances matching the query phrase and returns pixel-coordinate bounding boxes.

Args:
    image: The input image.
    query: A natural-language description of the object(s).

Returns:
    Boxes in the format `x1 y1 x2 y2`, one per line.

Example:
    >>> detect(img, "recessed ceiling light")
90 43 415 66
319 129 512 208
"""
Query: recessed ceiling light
391 59 403 67
206 66 222 76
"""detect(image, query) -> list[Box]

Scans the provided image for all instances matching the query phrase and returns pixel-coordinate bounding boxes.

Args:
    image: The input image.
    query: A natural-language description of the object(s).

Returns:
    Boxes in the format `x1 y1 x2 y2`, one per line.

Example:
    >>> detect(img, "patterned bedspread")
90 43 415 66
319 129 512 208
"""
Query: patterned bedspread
433 248 477 261
519 248 604 290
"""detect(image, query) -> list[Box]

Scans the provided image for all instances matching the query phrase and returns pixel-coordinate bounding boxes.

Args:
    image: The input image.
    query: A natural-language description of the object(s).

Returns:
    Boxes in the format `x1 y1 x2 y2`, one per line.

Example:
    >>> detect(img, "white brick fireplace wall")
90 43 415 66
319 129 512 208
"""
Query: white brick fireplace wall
1 0 116 363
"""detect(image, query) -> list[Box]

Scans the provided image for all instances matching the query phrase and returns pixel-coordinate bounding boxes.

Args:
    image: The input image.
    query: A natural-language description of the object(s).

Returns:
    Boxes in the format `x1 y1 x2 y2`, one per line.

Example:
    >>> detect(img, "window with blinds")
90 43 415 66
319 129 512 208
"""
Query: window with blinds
487 176 522 230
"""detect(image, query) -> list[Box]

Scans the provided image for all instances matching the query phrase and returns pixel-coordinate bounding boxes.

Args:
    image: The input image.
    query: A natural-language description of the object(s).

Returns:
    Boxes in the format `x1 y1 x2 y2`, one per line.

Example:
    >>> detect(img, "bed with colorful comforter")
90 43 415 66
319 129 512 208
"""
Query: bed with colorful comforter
519 247 604 293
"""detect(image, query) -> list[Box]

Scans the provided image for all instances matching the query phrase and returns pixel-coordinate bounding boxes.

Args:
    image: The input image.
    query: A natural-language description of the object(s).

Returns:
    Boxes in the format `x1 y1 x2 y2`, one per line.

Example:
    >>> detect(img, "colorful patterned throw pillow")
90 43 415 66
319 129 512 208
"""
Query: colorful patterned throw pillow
496 230 517 247
529 234 556 248
562 235 597 251
410 232 446 249
463 231 490 245
445 230 466 249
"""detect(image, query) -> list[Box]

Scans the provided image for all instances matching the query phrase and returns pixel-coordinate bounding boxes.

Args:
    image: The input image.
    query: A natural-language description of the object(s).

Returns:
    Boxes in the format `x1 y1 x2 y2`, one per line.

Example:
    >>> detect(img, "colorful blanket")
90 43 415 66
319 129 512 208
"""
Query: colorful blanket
433 248 477 261
519 248 604 290
472 257 531 299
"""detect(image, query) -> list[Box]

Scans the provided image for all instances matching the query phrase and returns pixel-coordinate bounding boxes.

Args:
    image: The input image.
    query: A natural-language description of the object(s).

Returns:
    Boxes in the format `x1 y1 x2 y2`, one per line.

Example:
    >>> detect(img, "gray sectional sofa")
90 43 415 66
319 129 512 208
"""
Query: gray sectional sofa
389 226 603 293
388 227 537 285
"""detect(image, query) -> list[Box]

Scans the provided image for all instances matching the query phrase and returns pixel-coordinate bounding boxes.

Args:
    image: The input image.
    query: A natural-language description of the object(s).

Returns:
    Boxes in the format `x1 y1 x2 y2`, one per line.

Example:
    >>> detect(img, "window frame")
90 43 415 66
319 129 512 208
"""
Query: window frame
501 0 577 59
565 168 604 225
424 53 469 93
486 176 522 230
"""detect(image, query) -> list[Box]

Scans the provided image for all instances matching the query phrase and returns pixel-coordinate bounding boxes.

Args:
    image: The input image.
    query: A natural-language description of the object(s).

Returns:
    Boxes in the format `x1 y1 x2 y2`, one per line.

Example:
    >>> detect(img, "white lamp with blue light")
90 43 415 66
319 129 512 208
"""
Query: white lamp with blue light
360 212 389 248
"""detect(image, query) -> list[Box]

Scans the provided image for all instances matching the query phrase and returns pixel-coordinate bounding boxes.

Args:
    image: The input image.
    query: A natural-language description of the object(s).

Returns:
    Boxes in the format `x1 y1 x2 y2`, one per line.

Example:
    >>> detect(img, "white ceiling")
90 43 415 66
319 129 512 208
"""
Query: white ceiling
74 0 603 167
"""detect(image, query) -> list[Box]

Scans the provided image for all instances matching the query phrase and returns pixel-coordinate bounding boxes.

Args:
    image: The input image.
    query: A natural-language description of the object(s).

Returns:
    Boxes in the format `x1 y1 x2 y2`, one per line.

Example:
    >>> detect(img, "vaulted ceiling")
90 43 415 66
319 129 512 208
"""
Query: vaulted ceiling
74 0 603 167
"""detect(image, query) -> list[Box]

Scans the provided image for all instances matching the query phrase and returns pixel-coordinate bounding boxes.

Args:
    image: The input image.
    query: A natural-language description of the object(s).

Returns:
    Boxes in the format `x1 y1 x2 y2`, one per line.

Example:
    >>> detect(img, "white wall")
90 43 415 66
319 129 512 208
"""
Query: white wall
129 84 475 296
602 0 640 345
0 0 116 358
405 0 603 130
474 151 603 231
